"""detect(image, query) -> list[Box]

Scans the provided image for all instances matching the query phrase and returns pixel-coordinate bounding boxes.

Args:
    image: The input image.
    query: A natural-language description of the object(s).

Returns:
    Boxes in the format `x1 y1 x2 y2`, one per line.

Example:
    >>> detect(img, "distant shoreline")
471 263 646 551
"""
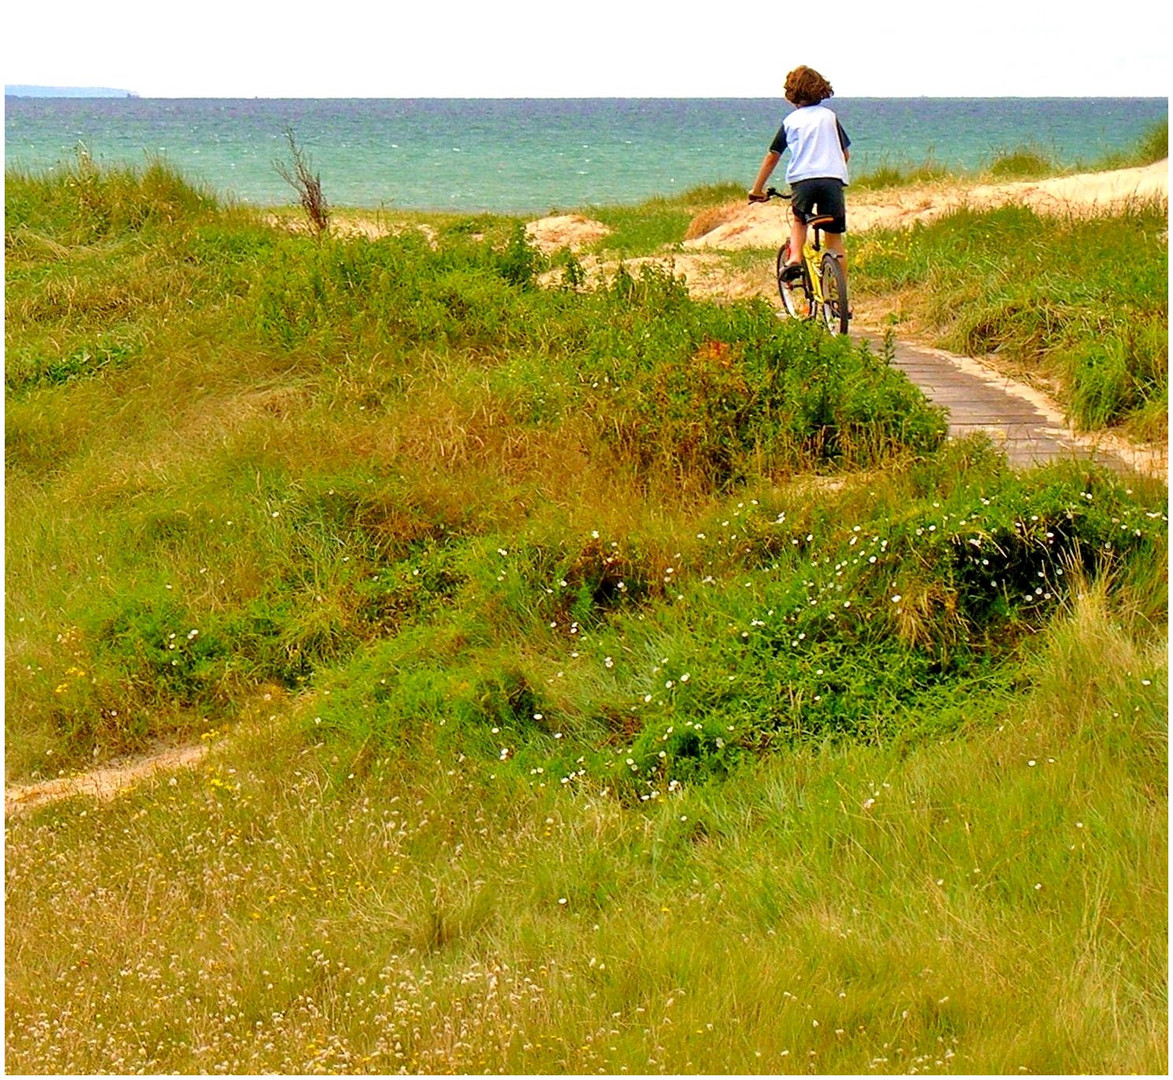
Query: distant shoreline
6 85 138 98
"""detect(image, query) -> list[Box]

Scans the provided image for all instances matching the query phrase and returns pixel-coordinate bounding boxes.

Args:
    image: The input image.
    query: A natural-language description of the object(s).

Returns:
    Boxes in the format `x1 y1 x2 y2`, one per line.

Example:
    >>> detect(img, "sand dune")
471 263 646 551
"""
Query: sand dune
682 160 1169 251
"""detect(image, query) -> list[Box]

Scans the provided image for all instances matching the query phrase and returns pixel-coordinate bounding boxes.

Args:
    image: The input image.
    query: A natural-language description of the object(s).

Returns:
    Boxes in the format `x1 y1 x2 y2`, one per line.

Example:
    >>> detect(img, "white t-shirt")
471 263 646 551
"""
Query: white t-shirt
770 104 850 184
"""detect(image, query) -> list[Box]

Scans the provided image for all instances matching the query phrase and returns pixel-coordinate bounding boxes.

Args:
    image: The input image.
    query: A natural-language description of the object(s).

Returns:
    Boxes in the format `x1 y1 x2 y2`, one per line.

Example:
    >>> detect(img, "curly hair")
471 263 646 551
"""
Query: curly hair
784 66 834 107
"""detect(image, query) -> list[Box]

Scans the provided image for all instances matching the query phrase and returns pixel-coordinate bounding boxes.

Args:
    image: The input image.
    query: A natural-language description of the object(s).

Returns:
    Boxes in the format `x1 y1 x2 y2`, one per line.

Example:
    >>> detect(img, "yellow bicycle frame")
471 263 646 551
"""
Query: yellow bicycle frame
799 213 838 310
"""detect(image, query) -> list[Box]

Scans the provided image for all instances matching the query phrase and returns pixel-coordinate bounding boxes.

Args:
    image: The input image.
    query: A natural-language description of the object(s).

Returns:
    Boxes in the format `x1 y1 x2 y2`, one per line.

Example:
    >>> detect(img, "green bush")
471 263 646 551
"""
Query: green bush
987 146 1056 180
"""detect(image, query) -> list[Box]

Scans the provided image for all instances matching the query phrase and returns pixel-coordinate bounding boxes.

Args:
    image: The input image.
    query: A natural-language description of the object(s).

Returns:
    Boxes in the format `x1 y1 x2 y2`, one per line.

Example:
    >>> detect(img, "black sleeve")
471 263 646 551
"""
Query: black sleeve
768 124 788 156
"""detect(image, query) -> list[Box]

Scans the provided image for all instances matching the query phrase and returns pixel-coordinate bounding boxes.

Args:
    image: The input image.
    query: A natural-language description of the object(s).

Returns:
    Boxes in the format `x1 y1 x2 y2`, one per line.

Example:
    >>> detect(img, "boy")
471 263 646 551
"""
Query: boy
748 66 850 285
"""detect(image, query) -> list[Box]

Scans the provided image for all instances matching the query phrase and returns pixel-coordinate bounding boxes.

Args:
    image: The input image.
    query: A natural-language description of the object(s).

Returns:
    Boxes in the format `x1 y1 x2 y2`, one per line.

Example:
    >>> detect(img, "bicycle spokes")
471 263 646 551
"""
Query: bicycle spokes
820 254 849 335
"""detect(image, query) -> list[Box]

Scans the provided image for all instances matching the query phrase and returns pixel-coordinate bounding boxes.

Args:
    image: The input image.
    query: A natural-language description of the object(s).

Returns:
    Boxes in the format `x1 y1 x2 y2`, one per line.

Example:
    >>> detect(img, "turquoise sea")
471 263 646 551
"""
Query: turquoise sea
4 97 1167 214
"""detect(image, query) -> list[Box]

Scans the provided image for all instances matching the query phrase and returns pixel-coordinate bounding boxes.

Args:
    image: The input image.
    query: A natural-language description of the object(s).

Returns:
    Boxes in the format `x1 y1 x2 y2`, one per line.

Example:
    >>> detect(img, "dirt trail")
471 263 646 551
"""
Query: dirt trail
5 744 209 817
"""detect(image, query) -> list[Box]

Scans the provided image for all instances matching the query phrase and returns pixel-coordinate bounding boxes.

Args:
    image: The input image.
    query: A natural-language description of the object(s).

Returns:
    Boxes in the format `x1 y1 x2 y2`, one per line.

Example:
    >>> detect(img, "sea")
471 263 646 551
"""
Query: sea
4 97 1167 214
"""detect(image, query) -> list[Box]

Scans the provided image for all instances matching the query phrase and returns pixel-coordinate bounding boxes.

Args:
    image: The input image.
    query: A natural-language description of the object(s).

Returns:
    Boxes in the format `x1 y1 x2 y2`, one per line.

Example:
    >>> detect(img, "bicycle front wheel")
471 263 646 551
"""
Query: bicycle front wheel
820 254 849 335
777 243 811 320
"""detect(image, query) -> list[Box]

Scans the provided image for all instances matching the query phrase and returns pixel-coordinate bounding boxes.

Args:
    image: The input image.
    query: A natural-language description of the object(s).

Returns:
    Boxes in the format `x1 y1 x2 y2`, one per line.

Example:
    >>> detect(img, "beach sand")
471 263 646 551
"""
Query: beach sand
520 159 1167 255
681 159 1169 251
522 158 1169 304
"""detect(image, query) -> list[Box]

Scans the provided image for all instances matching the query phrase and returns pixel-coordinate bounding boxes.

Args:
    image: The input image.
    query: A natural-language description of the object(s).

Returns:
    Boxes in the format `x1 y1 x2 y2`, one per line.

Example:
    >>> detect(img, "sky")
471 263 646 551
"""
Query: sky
3 0 1170 98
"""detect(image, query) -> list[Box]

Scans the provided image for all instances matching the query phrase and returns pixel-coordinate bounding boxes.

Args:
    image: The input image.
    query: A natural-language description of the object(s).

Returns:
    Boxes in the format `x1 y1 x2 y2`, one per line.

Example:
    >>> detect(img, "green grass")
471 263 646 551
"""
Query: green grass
852 159 952 191
834 121 1168 198
587 182 747 256
851 121 1168 192
985 146 1057 181
5 158 1168 1075
1090 119 1168 171
5 571 1166 1073
4 147 221 242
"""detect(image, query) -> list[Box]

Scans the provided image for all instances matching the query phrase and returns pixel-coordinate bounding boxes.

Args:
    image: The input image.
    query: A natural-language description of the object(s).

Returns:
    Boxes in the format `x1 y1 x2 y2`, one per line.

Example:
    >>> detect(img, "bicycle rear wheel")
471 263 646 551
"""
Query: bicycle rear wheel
820 253 849 335
776 243 812 320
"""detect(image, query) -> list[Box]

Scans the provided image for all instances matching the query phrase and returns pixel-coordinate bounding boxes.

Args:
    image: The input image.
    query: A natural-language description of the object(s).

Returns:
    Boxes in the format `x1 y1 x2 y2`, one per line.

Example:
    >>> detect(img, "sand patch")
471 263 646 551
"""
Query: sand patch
537 252 763 302
685 160 1169 250
265 211 438 247
524 214 612 253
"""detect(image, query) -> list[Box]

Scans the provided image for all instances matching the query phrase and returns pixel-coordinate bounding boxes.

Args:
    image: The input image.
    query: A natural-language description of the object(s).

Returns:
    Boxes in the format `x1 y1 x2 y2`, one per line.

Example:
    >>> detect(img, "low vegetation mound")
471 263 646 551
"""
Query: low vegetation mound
5 158 1166 781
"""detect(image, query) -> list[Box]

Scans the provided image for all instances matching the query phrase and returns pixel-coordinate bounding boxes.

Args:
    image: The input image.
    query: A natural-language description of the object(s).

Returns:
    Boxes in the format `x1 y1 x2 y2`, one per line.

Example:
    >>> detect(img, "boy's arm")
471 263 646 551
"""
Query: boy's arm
837 120 850 164
748 150 781 201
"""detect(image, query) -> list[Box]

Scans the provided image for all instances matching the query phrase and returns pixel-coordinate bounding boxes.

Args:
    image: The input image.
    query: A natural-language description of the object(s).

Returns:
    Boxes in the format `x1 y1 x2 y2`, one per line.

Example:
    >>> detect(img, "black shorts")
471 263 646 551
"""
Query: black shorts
790 177 847 234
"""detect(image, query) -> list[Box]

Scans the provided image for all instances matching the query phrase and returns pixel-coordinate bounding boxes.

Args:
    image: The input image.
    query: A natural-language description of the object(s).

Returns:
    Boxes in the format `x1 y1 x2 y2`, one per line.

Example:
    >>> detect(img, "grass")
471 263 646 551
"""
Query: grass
984 146 1057 181
851 120 1168 191
4 156 1168 1075
1091 119 1169 171
852 159 952 191
587 183 748 257
844 122 1169 437
4 572 1165 1073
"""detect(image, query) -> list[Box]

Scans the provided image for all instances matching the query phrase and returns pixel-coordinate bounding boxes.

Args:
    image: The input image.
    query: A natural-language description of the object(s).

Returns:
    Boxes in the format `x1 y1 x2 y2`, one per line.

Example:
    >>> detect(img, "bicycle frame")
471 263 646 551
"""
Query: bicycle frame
797 225 829 311
764 186 849 334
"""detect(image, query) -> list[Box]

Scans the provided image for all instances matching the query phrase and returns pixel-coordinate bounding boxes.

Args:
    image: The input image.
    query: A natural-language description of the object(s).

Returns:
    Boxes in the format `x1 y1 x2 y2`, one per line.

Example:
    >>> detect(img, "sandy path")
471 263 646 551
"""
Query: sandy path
5 744 209 817
524 160 1167 255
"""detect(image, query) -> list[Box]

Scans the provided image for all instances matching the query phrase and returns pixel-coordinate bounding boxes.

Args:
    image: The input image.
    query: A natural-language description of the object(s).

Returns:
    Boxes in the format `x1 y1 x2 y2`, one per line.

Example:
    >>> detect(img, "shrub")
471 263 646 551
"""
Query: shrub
5 148 218 242
987 146 1056 180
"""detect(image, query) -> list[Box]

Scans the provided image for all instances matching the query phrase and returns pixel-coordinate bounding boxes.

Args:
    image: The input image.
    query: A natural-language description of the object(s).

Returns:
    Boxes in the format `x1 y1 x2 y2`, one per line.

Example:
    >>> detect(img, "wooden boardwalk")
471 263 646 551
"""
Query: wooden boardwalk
860 333 1164 477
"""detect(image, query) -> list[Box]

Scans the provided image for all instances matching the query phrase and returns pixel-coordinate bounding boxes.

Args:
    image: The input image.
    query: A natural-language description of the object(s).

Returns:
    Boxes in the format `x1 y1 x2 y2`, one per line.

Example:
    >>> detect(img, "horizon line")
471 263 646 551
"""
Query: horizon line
8 89 1170 101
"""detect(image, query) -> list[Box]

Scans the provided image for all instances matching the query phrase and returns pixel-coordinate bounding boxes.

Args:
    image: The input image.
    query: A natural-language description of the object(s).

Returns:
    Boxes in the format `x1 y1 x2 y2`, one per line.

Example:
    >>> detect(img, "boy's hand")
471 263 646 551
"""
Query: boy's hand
747 191 768 203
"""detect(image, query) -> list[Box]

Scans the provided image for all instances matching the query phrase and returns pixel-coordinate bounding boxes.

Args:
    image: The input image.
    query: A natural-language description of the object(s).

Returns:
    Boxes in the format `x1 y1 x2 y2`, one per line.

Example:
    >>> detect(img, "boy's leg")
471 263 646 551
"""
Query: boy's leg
786 211 807 271
786 181 816 270
824 230 847 275
788 216 808 263
818 177 847 277
823 230 850 317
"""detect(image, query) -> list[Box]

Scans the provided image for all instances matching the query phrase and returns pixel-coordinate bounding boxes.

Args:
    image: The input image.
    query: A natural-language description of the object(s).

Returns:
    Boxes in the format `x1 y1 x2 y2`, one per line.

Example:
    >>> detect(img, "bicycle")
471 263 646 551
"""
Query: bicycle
761 186 849 335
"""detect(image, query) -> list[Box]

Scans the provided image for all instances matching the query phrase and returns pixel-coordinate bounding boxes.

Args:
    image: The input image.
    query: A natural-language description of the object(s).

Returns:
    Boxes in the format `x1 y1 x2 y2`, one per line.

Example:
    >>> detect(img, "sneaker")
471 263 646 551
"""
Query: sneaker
781 262 804 283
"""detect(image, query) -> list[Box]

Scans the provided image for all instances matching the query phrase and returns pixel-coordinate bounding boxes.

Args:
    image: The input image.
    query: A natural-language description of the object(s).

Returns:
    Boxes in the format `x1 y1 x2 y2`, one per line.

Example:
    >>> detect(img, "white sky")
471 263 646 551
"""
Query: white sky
3 0 1169 98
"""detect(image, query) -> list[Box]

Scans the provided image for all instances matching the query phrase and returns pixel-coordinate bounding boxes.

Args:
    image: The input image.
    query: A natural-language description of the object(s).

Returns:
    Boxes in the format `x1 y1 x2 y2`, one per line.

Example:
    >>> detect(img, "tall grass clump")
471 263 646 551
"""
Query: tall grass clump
4 153 242 396
1135 118 1169 163
851 158 950 191
985 145 1057 181
5 146 219 243
1093 118 1168 170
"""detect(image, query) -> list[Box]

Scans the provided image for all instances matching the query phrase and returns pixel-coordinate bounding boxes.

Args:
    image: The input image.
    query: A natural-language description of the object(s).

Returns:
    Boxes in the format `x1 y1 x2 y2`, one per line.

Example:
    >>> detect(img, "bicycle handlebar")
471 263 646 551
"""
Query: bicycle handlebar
748 186 791 204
